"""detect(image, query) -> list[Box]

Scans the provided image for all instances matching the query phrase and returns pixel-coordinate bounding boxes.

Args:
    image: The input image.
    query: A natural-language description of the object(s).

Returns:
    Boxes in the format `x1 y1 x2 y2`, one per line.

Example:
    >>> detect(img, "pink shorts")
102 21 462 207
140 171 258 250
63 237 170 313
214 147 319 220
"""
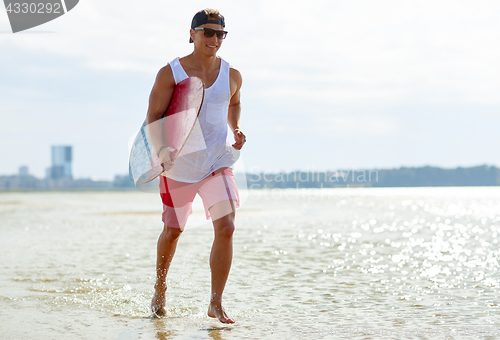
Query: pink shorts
159 167 239 230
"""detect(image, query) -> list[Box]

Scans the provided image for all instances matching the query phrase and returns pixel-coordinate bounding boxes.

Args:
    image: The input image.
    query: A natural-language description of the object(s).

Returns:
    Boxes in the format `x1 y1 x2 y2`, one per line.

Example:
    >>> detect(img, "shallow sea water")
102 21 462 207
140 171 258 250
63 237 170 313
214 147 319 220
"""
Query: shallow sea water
1 187 500 339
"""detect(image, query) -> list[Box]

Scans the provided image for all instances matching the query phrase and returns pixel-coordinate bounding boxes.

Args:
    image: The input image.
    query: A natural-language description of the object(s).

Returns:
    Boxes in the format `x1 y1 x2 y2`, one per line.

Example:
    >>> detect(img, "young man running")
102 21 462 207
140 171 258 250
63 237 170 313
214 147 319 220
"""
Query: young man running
147 9 246 324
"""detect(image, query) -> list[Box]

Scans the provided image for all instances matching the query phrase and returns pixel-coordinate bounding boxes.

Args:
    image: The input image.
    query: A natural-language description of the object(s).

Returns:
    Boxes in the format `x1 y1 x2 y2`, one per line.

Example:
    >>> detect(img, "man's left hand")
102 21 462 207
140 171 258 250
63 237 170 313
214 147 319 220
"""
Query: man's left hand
232 129 246 150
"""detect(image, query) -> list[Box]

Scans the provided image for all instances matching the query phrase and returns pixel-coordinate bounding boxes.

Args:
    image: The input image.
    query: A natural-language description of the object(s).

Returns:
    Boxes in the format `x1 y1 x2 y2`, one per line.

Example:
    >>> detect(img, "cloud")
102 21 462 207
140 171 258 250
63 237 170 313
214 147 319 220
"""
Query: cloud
258 85 409 105
1 0 500 177
3 0 500 106
316 114 400 137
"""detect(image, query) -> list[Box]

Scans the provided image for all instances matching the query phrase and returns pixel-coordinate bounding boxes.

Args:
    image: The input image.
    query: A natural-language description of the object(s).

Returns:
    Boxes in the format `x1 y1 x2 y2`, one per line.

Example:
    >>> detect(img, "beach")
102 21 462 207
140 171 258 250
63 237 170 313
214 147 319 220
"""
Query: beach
1 187 499 339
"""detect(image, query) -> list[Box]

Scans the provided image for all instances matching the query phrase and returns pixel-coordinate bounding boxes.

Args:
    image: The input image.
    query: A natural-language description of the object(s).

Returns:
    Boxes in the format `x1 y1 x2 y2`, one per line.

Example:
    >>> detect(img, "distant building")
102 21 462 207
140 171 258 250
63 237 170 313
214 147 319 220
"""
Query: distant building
19 166 29 177
113 174 135 188
49 145 72 179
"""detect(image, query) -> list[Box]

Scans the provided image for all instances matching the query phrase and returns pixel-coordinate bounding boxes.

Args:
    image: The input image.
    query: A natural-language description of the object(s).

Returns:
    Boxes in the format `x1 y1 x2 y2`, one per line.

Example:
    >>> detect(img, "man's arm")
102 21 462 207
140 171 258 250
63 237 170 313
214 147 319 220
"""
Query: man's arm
146 65 177 168
228 67 246 150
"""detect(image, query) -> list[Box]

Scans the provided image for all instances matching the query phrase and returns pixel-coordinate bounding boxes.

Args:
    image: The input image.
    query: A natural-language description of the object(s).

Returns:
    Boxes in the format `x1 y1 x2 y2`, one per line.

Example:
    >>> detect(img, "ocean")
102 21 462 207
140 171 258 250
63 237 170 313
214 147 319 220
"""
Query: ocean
1 187 499 339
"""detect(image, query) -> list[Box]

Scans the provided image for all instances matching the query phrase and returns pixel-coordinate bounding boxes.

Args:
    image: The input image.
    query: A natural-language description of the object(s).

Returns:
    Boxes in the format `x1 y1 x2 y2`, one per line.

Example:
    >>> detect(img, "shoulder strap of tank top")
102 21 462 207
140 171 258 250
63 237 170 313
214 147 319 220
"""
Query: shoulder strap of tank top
169 57 189 85
220 58 230 77
218 58 231 100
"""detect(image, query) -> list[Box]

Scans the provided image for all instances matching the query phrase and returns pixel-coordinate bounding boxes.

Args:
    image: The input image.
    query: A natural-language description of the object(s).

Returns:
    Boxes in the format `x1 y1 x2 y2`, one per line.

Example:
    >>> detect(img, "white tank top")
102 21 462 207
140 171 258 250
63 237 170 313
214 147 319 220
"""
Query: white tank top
161 57 239 182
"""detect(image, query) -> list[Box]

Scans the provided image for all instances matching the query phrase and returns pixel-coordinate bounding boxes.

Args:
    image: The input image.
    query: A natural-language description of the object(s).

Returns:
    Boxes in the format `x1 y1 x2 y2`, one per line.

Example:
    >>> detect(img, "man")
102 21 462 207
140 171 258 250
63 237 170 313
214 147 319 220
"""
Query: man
146 9 246 324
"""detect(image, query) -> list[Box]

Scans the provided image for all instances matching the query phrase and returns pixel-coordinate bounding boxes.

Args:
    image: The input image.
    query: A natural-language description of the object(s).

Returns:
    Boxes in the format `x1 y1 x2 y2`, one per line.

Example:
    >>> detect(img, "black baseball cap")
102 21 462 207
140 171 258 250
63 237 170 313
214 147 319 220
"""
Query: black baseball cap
189 9 225 43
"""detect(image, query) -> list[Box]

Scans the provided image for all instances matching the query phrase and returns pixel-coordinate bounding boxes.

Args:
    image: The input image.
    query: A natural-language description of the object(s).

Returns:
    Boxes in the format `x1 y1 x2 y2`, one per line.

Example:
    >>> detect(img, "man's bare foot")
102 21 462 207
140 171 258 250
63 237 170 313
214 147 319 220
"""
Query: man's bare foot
151 284 167 318
207 302 235 324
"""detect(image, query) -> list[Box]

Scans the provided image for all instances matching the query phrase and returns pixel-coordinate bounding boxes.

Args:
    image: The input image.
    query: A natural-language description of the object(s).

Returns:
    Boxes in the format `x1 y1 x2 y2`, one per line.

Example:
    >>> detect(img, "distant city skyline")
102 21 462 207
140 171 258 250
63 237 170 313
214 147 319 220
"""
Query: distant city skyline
2 0 500 180
2 164 498 191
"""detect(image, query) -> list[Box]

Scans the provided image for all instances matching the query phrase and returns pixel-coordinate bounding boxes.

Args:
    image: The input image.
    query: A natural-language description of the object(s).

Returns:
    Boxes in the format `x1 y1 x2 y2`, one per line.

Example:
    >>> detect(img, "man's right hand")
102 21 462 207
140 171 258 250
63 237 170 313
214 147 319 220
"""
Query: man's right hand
158 146 177 171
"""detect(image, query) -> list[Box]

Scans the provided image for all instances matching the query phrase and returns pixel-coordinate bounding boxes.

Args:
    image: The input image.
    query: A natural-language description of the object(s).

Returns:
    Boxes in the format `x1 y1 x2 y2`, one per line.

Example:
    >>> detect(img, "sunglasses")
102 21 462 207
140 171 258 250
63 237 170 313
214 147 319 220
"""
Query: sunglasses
193 27 228 40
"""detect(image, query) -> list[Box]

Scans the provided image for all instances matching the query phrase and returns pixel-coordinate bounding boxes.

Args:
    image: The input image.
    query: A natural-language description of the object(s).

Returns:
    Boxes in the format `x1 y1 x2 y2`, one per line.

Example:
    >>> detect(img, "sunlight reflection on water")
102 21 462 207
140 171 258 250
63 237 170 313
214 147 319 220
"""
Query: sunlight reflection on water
1 187 499 339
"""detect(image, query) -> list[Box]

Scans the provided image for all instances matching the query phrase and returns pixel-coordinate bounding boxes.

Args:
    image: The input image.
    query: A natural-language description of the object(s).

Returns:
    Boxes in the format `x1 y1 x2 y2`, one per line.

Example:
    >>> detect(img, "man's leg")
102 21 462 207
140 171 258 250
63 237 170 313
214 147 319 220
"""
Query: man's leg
207 199 236 324
154 174 198 316
151 225 183 316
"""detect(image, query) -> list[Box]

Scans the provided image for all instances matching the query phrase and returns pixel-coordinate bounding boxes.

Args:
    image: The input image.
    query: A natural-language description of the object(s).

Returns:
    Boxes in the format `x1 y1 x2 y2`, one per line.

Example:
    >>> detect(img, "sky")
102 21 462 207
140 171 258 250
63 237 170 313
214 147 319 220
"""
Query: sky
1 0 500 180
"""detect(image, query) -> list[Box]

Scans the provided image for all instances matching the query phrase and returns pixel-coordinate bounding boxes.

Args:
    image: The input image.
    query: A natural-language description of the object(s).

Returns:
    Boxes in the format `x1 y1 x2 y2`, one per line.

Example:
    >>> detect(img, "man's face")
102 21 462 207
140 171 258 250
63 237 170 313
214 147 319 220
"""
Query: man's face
190 23 225 55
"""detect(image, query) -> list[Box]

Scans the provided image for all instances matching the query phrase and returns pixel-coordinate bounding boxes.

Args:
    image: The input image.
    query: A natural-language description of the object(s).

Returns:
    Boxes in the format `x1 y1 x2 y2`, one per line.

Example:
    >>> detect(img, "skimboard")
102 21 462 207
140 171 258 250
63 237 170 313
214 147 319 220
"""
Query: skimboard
129 77 205 184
